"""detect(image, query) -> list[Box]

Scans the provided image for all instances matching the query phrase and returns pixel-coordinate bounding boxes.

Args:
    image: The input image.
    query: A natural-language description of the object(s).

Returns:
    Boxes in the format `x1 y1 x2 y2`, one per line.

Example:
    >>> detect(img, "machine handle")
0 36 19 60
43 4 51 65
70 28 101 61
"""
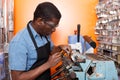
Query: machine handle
77 24 80 42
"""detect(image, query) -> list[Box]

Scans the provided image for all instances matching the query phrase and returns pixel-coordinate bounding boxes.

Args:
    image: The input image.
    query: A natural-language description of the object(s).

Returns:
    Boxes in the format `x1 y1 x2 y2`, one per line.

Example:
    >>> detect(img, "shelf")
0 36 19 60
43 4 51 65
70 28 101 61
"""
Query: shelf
98 41 120 46
97 52 120 64
97 47 119 54
98 35 120 38
95 0 120 65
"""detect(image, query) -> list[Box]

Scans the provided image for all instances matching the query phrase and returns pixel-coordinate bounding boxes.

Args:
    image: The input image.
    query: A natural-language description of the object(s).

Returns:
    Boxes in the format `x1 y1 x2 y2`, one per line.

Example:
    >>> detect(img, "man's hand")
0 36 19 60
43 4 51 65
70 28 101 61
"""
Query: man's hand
59 45 72 54
50 46 62 55
47 52 62 67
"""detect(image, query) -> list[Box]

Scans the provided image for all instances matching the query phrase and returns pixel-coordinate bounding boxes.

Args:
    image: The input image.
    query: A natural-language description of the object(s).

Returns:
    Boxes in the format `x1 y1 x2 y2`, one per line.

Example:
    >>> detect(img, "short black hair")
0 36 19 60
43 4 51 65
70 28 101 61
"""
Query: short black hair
33 2 61 21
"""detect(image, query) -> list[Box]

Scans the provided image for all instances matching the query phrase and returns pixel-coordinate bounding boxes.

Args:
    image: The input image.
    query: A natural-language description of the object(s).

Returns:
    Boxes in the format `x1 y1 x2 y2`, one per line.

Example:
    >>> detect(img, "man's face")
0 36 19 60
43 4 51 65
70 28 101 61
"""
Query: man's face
39 18 59 35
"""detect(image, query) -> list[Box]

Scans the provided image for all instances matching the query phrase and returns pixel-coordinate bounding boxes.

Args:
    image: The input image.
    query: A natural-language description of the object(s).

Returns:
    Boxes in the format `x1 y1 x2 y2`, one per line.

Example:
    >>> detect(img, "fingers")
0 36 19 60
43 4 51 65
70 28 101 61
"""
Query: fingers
51 46 62 55
62 45 72 54
48 52 62 67
54 52 62 62
54 56 61 64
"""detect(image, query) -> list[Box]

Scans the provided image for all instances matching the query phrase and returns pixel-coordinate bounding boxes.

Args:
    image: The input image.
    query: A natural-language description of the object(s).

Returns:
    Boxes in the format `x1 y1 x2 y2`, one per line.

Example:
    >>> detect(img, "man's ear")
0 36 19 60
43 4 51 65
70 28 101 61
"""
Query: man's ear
36 18 44 25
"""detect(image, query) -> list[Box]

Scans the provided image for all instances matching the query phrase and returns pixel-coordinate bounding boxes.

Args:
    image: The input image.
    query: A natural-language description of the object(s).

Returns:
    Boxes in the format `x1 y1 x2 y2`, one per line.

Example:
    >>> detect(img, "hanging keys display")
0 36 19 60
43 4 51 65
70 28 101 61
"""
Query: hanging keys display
95 0 120 64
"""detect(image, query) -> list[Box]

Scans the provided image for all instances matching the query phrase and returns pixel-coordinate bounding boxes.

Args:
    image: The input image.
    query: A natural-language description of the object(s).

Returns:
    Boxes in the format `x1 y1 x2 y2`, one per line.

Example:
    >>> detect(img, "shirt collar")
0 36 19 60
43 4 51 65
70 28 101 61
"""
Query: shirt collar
28 22 39 38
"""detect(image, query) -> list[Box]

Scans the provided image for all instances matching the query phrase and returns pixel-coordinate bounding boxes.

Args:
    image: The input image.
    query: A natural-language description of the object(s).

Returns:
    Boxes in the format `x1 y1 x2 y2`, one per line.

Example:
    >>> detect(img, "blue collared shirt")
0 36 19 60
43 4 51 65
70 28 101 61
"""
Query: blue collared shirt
8 23 54 71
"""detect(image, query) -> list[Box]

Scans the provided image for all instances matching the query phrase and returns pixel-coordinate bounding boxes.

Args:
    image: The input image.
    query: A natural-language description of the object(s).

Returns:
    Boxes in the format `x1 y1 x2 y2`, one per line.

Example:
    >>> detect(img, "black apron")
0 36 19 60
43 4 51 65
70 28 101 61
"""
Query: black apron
27 21 51 80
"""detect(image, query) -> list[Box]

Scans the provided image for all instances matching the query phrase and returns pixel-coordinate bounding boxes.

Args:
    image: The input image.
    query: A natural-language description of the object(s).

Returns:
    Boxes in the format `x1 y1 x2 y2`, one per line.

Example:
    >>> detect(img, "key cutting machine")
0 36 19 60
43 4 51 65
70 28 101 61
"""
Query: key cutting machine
68 24 118 80
51 24 118 80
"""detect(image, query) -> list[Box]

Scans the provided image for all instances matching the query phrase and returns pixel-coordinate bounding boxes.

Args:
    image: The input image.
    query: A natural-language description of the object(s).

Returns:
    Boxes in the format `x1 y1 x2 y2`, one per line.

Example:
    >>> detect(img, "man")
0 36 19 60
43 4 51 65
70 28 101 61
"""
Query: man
9 2 71 80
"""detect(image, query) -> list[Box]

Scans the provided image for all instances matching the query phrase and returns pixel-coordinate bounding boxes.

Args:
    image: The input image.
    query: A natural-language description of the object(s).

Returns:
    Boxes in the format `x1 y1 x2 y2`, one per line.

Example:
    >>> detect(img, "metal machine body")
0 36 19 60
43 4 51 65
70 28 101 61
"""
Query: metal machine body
51 46 118 80
51 35 119 80
70 45 118 80
68 34 118 80
76 58 118 80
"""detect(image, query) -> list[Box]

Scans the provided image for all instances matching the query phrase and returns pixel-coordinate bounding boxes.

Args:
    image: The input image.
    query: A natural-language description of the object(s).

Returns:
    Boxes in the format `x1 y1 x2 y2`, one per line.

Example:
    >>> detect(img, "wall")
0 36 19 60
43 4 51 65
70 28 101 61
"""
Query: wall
14 0 98 47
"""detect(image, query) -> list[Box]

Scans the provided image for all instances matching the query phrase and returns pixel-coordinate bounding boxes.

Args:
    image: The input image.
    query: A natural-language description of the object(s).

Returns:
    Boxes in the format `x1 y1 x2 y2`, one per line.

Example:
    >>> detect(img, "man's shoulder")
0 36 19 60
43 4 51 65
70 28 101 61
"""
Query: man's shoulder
11 27 29 42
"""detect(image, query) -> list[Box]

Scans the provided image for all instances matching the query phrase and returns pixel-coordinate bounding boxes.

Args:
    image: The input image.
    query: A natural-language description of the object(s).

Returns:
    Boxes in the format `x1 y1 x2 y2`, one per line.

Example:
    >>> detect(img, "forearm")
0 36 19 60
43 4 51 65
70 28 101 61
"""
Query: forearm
11 62 50 80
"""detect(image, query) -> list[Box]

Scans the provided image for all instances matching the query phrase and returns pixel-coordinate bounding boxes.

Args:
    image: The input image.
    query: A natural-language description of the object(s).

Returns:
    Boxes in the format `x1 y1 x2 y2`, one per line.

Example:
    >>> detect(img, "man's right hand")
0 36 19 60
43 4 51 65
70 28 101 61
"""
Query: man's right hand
47 52 62 67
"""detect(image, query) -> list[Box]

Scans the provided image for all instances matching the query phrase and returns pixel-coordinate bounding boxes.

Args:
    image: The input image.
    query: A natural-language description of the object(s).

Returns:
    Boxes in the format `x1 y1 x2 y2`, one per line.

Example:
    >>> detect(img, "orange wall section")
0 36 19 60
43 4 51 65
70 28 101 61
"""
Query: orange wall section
14 0 98 49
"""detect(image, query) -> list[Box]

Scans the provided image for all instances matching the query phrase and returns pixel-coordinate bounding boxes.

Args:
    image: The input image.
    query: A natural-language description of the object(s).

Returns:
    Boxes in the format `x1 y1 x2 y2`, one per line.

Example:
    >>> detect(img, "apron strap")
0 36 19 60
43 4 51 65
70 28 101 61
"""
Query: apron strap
45 36 49 42
27 21 49 49
39 35 49 42
27 21 38 49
